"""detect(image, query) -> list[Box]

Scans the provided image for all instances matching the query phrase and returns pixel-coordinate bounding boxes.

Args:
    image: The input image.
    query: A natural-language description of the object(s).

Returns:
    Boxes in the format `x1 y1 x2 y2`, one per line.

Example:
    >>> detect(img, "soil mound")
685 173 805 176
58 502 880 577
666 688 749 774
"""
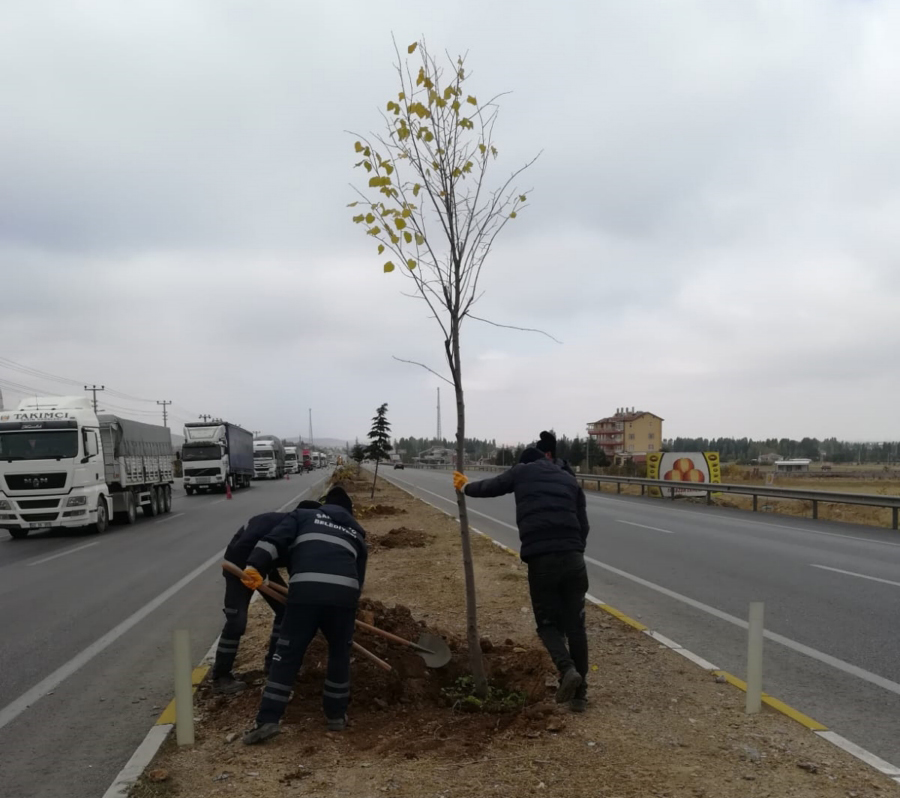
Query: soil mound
372 526 432 549
357 504 406 519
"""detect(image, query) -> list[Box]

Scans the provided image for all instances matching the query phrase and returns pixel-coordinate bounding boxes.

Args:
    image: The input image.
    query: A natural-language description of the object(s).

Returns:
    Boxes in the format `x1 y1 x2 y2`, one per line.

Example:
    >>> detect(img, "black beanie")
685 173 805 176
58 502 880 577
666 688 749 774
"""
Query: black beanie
324 486 354 515
295 499 322 511
536 431 556 456
519 446 544 464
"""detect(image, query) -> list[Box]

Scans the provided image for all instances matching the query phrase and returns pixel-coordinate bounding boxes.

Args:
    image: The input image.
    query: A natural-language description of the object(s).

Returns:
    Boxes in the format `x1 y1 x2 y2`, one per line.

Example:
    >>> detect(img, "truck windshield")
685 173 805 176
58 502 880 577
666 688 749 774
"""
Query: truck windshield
254 451 274 459
182 445 221 461
0 430 79 461
285 453 297 461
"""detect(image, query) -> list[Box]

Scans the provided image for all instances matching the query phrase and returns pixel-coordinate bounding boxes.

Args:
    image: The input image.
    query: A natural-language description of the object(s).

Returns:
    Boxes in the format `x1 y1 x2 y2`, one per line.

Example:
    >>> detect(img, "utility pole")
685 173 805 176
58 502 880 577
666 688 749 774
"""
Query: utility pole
156 400 171 428
252 430 260 437
84 384 105 413
199 414 213 423
309 408 314 449
436 387 442 444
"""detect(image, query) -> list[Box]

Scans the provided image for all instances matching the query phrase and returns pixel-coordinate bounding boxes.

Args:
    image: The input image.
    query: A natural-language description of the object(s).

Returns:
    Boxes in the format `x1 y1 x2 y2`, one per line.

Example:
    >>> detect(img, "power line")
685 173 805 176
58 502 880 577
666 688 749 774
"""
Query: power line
84 385 105 413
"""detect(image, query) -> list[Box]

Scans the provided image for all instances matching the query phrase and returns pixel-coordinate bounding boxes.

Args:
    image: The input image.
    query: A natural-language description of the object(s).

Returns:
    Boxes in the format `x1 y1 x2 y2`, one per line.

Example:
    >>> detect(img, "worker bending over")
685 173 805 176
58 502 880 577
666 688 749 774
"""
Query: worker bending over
241 485 368 744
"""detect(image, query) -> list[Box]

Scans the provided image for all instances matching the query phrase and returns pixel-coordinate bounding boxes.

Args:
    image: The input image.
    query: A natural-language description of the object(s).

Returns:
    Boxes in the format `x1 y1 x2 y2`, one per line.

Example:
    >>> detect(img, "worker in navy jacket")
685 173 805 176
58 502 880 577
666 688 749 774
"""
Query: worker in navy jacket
241 486 368 744
454 446 591 712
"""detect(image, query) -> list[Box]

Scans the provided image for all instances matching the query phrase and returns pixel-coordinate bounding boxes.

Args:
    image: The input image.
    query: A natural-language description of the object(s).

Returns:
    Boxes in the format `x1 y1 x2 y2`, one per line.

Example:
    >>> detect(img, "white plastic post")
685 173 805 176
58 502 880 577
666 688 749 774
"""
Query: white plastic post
746 602 764 714
173 629 195 745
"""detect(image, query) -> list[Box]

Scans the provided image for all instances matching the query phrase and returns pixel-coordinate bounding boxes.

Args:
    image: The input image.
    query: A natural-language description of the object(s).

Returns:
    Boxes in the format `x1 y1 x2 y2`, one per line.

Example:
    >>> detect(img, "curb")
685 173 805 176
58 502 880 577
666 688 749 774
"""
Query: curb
384 473 900 786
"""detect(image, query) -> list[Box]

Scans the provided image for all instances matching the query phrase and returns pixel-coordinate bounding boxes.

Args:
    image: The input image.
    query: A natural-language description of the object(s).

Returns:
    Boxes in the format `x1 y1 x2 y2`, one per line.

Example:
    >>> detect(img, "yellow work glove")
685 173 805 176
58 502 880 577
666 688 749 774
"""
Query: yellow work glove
241 566 264 590
453 471 469 492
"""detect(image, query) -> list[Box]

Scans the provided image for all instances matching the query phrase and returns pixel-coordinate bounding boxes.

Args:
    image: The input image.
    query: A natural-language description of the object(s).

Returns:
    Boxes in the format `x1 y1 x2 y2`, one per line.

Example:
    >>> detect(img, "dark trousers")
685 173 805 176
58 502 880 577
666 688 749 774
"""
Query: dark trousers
256 603 357 725
212 571 286 679
527 551 589 697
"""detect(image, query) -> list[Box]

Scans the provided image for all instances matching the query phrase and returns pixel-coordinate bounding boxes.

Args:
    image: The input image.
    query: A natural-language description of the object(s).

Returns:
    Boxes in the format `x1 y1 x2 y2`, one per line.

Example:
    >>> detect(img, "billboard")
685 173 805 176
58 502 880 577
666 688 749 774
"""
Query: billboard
647 452 721 497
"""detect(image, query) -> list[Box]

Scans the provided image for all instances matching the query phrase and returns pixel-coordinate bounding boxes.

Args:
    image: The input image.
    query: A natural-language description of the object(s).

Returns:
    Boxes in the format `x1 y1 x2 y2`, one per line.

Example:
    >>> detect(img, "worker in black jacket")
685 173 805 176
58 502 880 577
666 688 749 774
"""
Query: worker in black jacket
241 486 368 744
454 447 591 711
212 501 323 694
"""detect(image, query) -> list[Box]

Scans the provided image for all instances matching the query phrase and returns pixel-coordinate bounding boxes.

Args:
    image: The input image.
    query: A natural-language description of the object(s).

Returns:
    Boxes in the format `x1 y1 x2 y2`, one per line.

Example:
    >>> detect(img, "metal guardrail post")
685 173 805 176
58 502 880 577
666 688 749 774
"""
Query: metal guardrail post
894 508 899 531
752 494 758 512
617 482 621 494
812 500 818 520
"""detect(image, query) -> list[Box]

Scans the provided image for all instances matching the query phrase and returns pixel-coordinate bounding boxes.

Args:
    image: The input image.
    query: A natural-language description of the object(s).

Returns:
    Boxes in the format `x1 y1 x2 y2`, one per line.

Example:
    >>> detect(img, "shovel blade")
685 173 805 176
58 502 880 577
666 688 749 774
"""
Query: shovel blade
417 632 452 668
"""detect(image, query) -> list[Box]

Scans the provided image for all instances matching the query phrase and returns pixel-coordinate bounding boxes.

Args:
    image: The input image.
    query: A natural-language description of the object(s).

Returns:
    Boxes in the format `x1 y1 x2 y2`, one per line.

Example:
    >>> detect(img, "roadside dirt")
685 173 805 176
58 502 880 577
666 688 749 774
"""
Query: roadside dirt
132 474 898 798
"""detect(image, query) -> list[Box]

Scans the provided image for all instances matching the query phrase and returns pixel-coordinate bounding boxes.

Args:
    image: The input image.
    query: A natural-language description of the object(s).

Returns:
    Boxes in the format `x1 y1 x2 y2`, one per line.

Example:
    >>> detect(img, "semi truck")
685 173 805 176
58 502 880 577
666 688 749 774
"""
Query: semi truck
301 448 313 472
182 421 254 495
284 445 300 474
253 436 285 479
0 396 175 539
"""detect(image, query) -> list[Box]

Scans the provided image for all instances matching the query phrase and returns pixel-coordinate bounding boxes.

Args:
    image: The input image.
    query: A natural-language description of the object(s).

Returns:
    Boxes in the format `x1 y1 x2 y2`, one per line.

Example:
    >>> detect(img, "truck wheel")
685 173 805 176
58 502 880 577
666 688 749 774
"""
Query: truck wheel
185 486 194 496
115 493 137 525
9 529 29 540
143 489 159 518
162 486 172 513
90 498 109 534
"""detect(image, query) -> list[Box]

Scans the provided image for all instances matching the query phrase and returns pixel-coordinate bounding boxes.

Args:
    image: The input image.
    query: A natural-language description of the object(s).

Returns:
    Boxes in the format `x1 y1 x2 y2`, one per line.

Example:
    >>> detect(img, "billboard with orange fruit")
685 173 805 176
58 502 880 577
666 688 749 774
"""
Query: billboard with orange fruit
646 452 721 497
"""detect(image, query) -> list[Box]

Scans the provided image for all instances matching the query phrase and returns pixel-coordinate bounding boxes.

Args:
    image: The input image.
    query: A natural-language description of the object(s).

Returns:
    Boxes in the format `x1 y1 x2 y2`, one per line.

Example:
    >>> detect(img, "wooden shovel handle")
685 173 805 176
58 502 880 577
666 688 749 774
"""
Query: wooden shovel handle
220 561 392 672
355 619 419 649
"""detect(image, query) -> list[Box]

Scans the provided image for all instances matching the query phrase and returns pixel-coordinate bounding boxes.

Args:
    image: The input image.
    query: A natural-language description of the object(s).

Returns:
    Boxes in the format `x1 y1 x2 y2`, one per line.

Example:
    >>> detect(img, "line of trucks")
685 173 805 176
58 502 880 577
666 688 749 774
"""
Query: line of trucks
0 395 333 538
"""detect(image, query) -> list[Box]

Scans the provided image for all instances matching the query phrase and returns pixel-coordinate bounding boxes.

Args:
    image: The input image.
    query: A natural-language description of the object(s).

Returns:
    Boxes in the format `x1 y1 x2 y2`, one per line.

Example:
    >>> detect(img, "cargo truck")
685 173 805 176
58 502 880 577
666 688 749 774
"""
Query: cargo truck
284 445 300 474
182 421 254 495
0 396 174 539
253 436 285 479
301 448 313 472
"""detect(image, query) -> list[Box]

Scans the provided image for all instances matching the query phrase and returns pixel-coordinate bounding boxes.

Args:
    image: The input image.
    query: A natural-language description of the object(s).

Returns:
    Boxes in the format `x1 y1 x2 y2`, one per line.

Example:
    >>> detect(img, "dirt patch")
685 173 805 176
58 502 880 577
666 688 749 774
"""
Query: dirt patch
137 475 898 798
355 503 406 519
370 526 432 549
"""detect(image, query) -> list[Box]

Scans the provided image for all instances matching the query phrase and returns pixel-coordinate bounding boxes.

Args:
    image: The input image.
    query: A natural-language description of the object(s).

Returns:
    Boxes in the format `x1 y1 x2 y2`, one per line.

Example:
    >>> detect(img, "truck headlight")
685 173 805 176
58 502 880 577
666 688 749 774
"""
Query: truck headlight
66 496 87 507
0 500 9 510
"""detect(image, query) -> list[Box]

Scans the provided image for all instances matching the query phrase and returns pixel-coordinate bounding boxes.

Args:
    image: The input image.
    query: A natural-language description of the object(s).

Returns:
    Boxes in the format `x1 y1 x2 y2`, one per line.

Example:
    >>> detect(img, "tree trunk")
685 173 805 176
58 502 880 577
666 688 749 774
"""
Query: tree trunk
371 458 380 499
451 330 489 698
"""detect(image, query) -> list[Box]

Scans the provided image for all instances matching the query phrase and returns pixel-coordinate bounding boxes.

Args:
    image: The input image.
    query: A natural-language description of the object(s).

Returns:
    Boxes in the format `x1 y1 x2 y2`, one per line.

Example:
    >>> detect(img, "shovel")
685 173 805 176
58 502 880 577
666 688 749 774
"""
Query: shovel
220 560 392 672
260 574 451 668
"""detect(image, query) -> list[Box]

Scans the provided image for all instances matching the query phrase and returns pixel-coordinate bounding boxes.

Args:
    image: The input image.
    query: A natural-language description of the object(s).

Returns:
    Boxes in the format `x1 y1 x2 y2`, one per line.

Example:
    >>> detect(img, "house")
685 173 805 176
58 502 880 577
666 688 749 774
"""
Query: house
586 408 663 464
414 446 457 466
774 458 811 473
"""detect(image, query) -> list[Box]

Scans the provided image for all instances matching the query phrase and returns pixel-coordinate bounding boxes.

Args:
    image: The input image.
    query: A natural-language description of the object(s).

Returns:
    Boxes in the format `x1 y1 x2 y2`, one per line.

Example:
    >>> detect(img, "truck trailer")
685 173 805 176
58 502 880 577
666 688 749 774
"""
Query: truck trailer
0 396 175 539
182 421 254 494
253 436 285 479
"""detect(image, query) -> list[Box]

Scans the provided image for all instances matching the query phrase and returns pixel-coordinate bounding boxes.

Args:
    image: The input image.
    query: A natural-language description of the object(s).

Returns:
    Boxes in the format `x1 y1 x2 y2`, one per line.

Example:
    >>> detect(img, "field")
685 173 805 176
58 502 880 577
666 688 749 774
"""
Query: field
130 469 896 797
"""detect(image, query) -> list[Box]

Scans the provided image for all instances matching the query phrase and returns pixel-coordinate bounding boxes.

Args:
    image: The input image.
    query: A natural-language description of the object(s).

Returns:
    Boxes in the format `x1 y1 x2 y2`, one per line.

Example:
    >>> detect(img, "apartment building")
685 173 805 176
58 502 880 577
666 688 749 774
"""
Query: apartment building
586 407 663 463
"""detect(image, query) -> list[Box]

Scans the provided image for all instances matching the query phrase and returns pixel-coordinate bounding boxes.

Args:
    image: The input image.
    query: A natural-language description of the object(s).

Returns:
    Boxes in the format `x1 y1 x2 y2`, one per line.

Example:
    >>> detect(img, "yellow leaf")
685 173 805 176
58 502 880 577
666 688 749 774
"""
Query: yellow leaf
408 42 417 54
467 95 477 105
403 231 412 243
416 67 425 86
367 226 381 236
354 141 363 152
479 143 486 154
509 211 517 219
352 214 364 223
384 163 394 175
519 195 527 202
394 217 407 230
435 97 446 108
451 100 460 112
365 213 375 224
390 233 400 244
491 146 498 156
398 91 405 101
378 244 385 254
384 261 395 273
347 201 359 207
401 207 411 218
415 232 424 245
423 129 434 142
364 161 372 172
423 77 434 90
387 101 397 112
413 184 421 197
407 259 416 270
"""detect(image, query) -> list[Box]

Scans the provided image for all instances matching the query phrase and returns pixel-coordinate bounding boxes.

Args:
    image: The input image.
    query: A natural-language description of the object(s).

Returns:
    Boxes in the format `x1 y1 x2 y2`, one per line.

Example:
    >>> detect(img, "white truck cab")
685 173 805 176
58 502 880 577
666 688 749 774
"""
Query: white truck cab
0 396 174 539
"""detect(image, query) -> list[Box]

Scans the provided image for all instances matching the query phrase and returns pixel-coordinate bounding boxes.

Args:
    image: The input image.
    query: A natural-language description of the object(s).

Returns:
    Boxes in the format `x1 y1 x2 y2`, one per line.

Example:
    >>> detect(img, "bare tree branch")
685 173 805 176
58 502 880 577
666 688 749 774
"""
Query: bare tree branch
465 313 563 344
392 356 454 386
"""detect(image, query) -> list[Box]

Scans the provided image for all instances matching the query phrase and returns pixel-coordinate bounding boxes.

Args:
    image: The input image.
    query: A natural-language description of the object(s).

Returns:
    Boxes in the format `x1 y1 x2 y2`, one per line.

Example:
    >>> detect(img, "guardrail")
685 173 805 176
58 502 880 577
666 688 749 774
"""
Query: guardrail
410 464 900 530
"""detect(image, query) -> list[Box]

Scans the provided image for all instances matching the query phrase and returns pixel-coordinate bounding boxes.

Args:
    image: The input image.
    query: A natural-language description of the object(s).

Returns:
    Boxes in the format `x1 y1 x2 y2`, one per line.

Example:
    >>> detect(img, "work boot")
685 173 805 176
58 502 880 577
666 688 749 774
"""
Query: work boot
326 714 348 732
555 667 583 704
212 674 247 695
570 697 588 713
243 722 281 745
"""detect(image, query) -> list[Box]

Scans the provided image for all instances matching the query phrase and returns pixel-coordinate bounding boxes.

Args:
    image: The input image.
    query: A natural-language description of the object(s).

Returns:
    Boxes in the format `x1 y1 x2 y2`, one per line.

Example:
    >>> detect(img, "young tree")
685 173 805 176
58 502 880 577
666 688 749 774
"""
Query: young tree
366 403 392 498
350 40 540 695
351 442 367 473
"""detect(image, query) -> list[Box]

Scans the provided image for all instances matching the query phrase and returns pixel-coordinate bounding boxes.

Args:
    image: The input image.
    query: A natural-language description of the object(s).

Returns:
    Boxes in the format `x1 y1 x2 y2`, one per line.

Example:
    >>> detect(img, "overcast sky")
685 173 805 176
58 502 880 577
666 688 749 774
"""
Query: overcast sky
2 1 899 445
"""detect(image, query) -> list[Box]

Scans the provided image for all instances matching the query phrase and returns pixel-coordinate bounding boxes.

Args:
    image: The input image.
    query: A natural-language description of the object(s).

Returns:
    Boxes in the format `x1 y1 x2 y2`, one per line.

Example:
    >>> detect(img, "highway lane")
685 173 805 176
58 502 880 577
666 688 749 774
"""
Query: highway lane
0 471 331 798
385 466 900 765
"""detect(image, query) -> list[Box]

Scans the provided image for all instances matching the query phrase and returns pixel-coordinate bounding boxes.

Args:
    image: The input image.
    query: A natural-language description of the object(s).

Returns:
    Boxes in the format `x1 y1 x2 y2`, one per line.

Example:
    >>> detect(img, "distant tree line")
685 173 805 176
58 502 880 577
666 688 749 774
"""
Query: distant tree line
665 437 900 464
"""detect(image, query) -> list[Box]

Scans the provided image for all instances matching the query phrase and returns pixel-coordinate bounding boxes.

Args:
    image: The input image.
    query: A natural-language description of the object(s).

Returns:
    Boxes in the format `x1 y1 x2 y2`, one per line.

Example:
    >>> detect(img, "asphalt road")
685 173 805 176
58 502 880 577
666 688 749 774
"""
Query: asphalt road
0 471 331 798
385 466 900 765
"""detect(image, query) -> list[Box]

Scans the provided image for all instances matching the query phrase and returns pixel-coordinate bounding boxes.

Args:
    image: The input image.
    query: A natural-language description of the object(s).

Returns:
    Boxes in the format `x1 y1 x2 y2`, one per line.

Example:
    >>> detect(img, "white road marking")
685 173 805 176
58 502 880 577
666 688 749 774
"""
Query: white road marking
810 564 900 589
815 731 900 776
210 499 227 505
26 541 100 567
617 520 675 534
154 512 185 524
391 471 900 696
582 554 900 698
0 548 226 732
